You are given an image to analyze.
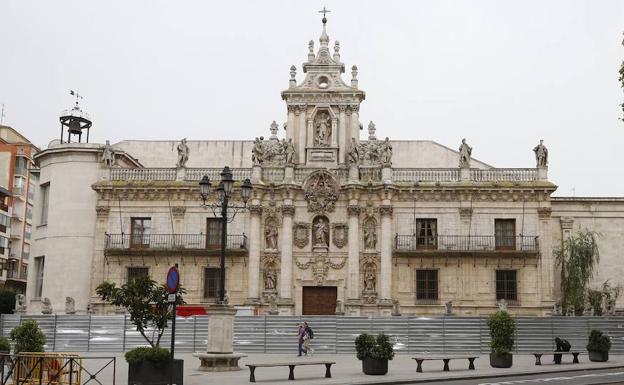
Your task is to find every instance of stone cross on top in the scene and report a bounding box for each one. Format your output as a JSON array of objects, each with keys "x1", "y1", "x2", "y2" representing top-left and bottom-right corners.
[{"x1": 319, "y1": 6, "x2": 330, "y2": 23}]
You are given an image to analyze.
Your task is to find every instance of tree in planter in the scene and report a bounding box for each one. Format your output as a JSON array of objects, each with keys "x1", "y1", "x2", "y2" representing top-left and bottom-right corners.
[
  {"x1": 97, "y1": 276, "x2": 186, "y2": 385},
  {"x1": 554, "y1": 230, "x2": 600, "y2": 316},
  {"x1": 96, "y1": 276, "x2": 185, "y2": 348},
  {"x1": 10, "y1": 319, "x2": 46, "y2": 353},
  {"x1": 355, "y1": 333, "x2": 395, "y2": 375},
  {"x1": 487, "y1": 310, "x2": 515, "y2": 368},
  {"x1": 587, "y1": 329, "x2": 611, "y2": 362},
  {"x1": 587, "y1": 289, "x2": 604, "y2": 316}
]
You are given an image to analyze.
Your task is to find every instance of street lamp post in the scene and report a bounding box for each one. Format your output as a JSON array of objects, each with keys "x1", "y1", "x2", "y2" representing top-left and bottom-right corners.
[
  {"x1": 195, "y1": 166, "x2": 251, "y2": 372},
  {"x1": 199, "y1": 166, "x2": 252, "y2": 304}
]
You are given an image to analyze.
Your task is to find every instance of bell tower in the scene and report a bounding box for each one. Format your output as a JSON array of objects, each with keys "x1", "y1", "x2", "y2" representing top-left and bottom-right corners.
[{"x1": 281, "y1": 10, "x2": 365, "y2": 166}]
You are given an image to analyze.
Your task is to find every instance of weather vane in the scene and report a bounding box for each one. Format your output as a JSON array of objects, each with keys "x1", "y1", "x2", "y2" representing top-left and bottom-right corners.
[
  {"x1": 70, "y1": 89, "x2": 84, "y2": 106},
  {"x1": 0, "y1": 104, "x2": 5, "y2": 125},
  {"x1": 319, "y1": 6, "x2": 330, "y2": 24}
]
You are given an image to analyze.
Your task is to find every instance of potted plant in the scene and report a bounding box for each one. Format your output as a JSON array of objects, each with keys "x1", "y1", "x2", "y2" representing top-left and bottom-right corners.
[
  {"x1": 0, "y1": 336, "x2": 11, "y2": 354},
  {"x1": 586, "y1": 329, "x2": 611, "y2": 362},
  {"x1": 355, "y1": 333, "x2": 395, "y2": 375},
  {"x1": 487, "y1": 310, "x2": 515, "y2": 368},
  {"x1": 97, "y1": 276, "x2": 185, "y2": 385}
]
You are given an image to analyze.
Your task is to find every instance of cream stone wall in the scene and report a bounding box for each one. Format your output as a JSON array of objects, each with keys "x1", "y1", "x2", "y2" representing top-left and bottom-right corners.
[{"x1": 551, "y1": 198, "x2": 624, "y2": 308}]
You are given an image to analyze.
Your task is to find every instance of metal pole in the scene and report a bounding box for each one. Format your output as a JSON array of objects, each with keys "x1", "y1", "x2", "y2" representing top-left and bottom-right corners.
[
  {"x1": 220, "y1": 195, "x2": 228, "y2": 303},
  {"x1": 170, "y1": 300, "x2": 177, "y2": 385}
]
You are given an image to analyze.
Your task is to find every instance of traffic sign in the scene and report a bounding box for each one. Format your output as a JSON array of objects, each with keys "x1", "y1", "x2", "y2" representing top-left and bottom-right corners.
[
  {"x1": 168, "y1": 294, "x2": 177, "y2": 303},
  {"x1": 166, "y1": 266, "x2": 180, "y2": 294}
]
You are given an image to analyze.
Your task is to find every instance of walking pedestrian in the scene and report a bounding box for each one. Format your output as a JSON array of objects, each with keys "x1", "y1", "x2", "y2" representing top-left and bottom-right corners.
[
  {"x1": 303, "y1": 321, "x2": 314, "y2": 356},
  {"x1": 297, "y1": 323, "x2": 305, "y2": 356}
]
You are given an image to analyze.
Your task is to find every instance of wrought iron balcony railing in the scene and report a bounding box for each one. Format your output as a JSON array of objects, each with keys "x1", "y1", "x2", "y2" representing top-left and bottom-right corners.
[
  {"x1": 394, "y1": 235, "x2": 539, "y2": 253},
  {"x1": 104, "y1": 233, "x2": 247, "y2": 251}
]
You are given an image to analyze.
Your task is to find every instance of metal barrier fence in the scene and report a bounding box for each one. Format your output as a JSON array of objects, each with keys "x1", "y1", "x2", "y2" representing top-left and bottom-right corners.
[{"x1": 2, "y1": 315, "x2": 624, "y2": 354}]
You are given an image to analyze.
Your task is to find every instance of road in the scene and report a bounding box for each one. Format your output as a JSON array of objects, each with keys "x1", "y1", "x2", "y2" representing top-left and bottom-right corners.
[{"x1": 413, "y1": 368, "x2": 624, "y2": 385}]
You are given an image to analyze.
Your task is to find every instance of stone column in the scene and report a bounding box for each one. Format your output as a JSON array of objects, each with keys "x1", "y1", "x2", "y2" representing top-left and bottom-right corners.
[
  {"x1": 350, "y1": 105, "x2": 360, "y2": 142},
  {"x1": 297, "y1": 106, "x2": 307, "y2": 164},
  {"x1": 246, "y1": 205, "x2": 262, "y2": 303},
  {"x1": 90, "y1": 206, "x2": 110, "y2": 297},
  {"x1": 537, "y1": 207, "x2": 554, "y2": 308},
  {"x1": 379, "y1": 205, "x2": 393, "y2": 305},
  {"x1": 339, "y1": 105, "x2": 347, "y2": 163},
  {"x1": 286, "y1": 105, "x2": 295, "y2": 141},
  {"x1": 279, "y1": 204, "x2": 295, "y2": 309},
  {"x1": 194, "y1": 304, "x2": 247, "y2": 371},
  {"x1": 347, "y1": 204, "x2": 361, "y2": 300}
]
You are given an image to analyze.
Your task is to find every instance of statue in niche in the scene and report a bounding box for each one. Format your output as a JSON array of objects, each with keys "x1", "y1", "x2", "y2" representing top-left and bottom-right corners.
[
  {"x1": 347, "y1": 138, "x2": 359, "y2": 165},
  {"x1": 314, "y1": 112, "x2": 332, "y2": 146},
  {"x1": 312, "y1": 217, "x2": 329, "y2": 247},
  {"x1": 363, "y1": 269, "x2": 376, "y2": 292},
  {"x1": 363, "y1": 220, "x2": 377, "y2": 250},
  {"x1": 41, "y1": 297, "x2": 53, "y2": 314},
  {"x1": 284, "y1": 138, "x2": 296, "y2": 165},
  {"x1": 458, "y1": 138, "x2": 472, "y2": 168},
  {"x1": 381, "y1": 137, "x2": 392, "y2": 167},
  {"x1": 264, "y1": 268, "x2": 277, "y2": 291},
  {"x1": 265, "y1": 221, "x2": 279, "y2": 250},
  {"x1": 101, "y1": 140, "x2": 115, "y2": 167},
  {"x1": 533, "y1": 139, "x2": 548, "y2": 167},
  {"x1": 65, "y1": 297, "x2": 76, "y2": 314},
  {"x1": 177, "y1": 138, "x2": 189, "y2": 167}
]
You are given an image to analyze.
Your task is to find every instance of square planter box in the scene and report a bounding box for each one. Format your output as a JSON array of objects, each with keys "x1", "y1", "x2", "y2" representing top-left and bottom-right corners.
[{"x1": 128, "y1": 359, "x2": 184, "y2": 385}]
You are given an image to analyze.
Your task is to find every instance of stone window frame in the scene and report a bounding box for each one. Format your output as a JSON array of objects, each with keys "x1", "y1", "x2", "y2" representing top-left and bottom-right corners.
[
  {"x1": 495, "y1": 269, "x2": 518, "y2": 304},
  {"x1": 126, "y1": 266, "x2": 149, "y2": 284},
  {"x1": 203, "y1": 267, "x2": 222, "y2": 302},
  {"x1": 415, "y1": 268, "x2": 439, "y2": 304}
]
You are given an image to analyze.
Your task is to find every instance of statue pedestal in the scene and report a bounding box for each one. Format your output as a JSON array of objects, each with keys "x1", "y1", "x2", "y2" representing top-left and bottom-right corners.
[
  {"x1": 194, "y1": 304, "x2": 247, "y2": 371},
  {"x1": 460, "y1": 167, "x2": 470, "y2": 182},
  {"x1": 306, "y1": 147, "x2": 338, "y2": 166},
  {"x1": 176, "y1": 166, "x2": 186, "y2": 181},
  {"x1": 348, "y1": 165, "x2": 359, "y2": 183},
  {"x1": 284, "y1": 165, "x2": 294, "y2": 183},
  {"x1": 381, "y1": 167, "x2": 392, "y2": 184},
  {"x1": 251, "y1": 165, "x2": 262, "y2": 184},
  {"x1": 538, "y1": 166, "x2": 548, "y2": 181}
]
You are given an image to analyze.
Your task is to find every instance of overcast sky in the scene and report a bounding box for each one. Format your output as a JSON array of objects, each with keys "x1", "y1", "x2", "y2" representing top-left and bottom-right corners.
[{"x1": 1, "y1": 1, "x2": 623, "y2": 196}]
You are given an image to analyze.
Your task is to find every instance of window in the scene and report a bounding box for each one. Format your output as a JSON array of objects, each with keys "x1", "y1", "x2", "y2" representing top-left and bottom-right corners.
[
  {"x1": 206, "y1": 218, "x2": 222, "y2": 249},
  {"x1": 26, "y1": 205, "x2": 33, "y2": 221},
  {"x1": 130, "y1": 217, "x2": 151, "y2": 248},
  {"x1": 27, "y1": 181, "x2": 35, "y2": 201},
  {"x1": 0, "y1": 214, "x2": 9, "y2": 233},
  {"x1": 20, "y1": 264, "x2": 27, "y2": 280},
  {"x1": 204, "y1": 268, "x2": 221, "y2": 299},
  {"x1": 22, "y1": 244, "x2": 30, "y2": 260},
  {"x1": 0, "y1": 193, "x2": 8, "y2": 212},
  {"x1": 495, "y1": 219, "x2": 516, "y2": 250},
  {"x1": 416, "y1": 269, "x2": 438, "y2": 302},
  {"x1": 0, "y1": 236, "x2": 7, "y2": 254},
  {"x1": 416, "y1": 219, "x2": 437, "y2": 249},
  {"x1": 40, "y1": 184, "x2": 50, "y2": 224},
  {"x1": 13, "y1": 176, "x2": 25, "y2": 196},
  {"x1": 34, "y1": 256, "x2": 44, "y2": 299},
  {"x1": 14, "y1": 157, "x2": 28, "y2": 176},
  {"x1": 24, "y1": 224, "x2": 31, "y2": 240},
  {"x1": 496, "y1": 270, "x2": 518, "y2": 302},
  {"x1": 127, "y1": 267, "x2": 149, "y2": 283}
]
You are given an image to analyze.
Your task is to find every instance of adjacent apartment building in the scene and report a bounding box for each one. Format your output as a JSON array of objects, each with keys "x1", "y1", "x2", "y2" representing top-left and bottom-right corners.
[{"x1": 0, "y1": 125, "x2": 39, "y2": 293}]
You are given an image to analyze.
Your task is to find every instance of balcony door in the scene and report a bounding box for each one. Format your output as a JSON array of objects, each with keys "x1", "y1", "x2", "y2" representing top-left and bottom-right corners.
[
  {"x1": 416, "y1": 219, "x2": 437, "y2": 249},
  {"x1": 206, "y1": 218, "x2": 222, "y2": 249},
  {"x1": 130, "y1": 217, "x2": 151, "y2": 248},
  {"x1": 495, "y1": 219, "x2": 516, "y2": 250}
]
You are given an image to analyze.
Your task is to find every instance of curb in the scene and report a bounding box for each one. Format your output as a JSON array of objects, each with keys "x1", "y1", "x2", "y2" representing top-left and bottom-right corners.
[{"x1": 348, "y1": 364, "x2": 624, "y2": 385}]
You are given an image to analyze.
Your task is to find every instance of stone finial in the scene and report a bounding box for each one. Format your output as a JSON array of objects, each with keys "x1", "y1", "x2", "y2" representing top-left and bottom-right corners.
[
  {"x1": 351, "y1": 65, "x2": 358, "y2": 88},
  {"x1": 269, "y1": 121, "x2": 279, "y2": 140},
  {"x1": 308, "y1": 40, "x2": 315, "y2": 61},
  {"x1": 289, "y1": 65, "x2": 297, "y2": 87},
  {"x1": 368, "y1": 121, "x2": 377, "y2": 140},
  {"x1": 333, "y1": 41, "x2": 340, "y2": 61}
]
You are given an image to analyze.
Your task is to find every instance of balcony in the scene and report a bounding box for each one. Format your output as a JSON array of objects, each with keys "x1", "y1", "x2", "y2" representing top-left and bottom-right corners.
[
  {"x1": 104, "y1": 233, "x2": 248, "y2": 257},
  {"x1": 6, "y1": 269, "x2": 26, "y2": 282},
  {"x1": 394, "y1": 235, "x2": 539, "y2": 255}
]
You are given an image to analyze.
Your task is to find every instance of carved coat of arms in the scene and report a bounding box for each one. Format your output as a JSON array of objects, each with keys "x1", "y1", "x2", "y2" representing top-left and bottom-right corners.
[
  {"x1": 303, "y1": 171, "x2": 338, "y2": 213},
  {"x1": 293, "y1": 223, "x2": 310, "y2": 249},
  {"x1": 331, "y1": 223, "x2": 348, "y2": 248}
]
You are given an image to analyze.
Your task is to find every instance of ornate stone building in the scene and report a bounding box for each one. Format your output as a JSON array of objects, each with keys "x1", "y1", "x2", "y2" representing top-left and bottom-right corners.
[{"x1": 24, "y1": 17, "x2": 624, "y2": 316}]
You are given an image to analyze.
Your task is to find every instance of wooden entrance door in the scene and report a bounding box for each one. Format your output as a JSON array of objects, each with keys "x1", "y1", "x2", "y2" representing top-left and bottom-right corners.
[{"x1": 302, "y1": 286, "x2": 337, "y2": 315}]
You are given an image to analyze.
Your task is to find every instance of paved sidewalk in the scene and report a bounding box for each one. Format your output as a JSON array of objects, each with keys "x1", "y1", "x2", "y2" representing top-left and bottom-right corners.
[{"x1": 78, "y1": 352, "x2": 624, "y2": 385}]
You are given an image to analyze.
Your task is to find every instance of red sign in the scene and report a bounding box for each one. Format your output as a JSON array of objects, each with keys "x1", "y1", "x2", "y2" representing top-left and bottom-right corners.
[{"x1": 166, "y1": 266, "x2": 180, "y2": 294}]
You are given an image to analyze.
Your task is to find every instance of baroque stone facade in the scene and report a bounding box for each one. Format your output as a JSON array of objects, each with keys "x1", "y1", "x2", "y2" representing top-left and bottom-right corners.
[{"x1": 23, "y1": 17, "x2": 624, "y2": 317}]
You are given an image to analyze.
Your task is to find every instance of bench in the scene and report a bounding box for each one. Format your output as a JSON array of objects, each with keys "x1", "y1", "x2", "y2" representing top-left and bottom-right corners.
[
  {"x1": 245, "y1": 361, "x2": 335, "y2": 382},
  {"x1": 412, "y1": 355, "x2": 479, "y2": 372},
  {"x1": 531, "y1": 351, "x2": 581, "y2": 365}
]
